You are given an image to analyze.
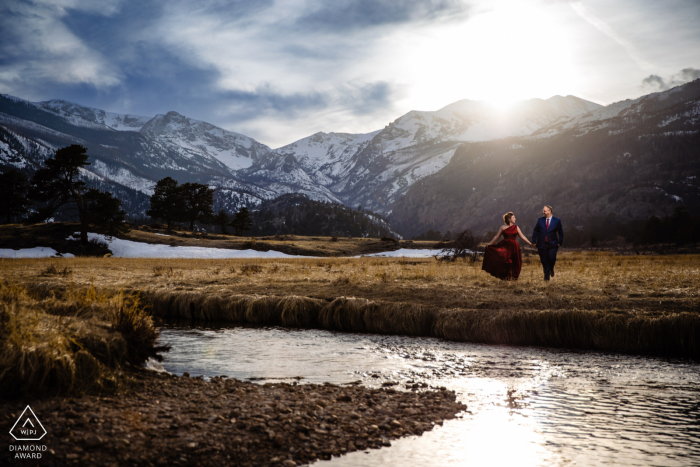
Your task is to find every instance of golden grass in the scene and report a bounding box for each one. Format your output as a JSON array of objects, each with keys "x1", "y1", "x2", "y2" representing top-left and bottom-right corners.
[
  {"x1": 0, "y1": 281, "x2": 164, "y2": 398},
  {"x1": 1, "y1": 251, "x2": 699, "y2": 358}
]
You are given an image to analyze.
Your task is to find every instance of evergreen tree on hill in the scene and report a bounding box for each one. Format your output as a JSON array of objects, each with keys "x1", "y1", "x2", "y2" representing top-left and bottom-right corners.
[
  {"x1": 84, "y1": 188, "x2": 130, "y2": 237},
  {"x1": 28, "y1": 144, "x2": 91, "y2": 244},
  {"x1": 0, "y1": 169, "x2": 30, "y2": 224},
  {"x1": 213, "y1": 209, "x2": 229, "y2": 234},
  {"x1": 231, "y1": 207, "x2": 253, "y2": 236},
  {"x1": 181, "y1": 182, "x2": 214, "y2": 230},
  {"x1": 147, "y1": 177, "x2": 183, "y2": 230}
]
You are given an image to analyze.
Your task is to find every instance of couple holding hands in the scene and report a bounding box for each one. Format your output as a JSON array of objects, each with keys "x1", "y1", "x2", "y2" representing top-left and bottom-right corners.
[{"x1": 482, "y1": 205, "x2": 563, "y2": 281}]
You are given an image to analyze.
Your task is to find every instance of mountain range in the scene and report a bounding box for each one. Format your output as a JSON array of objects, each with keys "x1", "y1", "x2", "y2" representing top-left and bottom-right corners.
[{"x1": 1, "y1": 80, "x2": 698, "y2": 236}]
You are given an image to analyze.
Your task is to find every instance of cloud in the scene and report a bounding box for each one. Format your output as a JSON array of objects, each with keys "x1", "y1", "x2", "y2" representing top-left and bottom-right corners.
[
  {"x1": 0, "y1": 0, "x2": 123, "y2": 92},
  {"x1": 0, "y1": 0, "x2": 420, "y2": 145},
  {"x1": 570, "y1": 1, "x2": 653, "y2": 70},
  {"x1": 642, "y1": 68, "x2": 700, "y2": 91},
  {"x1": 297, "y1": 0, "x2": 470, "y2": 31}
]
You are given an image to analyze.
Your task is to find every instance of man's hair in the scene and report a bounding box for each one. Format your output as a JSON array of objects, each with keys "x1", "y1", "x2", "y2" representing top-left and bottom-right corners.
[{"x1": 544, "y1": 205, "x2": 553, "y2": 213}]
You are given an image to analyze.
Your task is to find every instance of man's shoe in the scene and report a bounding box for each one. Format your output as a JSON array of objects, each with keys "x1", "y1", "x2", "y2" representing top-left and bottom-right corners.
[
  {"x1": 550, "y1": 269, "x2": 555, "y2": 277},
  {"x1": 544, "y1": 275, "x2": 550, "y2": 281}
]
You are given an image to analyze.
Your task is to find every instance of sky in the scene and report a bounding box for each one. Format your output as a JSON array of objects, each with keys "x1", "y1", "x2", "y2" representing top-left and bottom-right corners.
[{"x1": 1, "y1": 0, "x2": 699, "y2": 148}]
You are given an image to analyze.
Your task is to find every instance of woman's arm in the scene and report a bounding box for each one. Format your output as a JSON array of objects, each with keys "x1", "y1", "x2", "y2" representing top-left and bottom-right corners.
[
  {"x1": 488, "y1": 226, "x2": 504, "y2": 246},
  {"x1": 517, "y1": 226, "x2": 534, "y2": 247}
]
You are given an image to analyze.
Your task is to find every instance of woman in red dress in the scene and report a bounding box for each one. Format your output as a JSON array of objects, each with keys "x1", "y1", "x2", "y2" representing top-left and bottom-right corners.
[{"x1": 482, "y1": 212, "x2": 534, "y2": 280}]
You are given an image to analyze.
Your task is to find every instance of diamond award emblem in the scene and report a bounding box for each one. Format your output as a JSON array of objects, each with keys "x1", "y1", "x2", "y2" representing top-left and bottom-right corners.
[{"x1": 9, "y1": 406, "x2": 47, "y2": 441}]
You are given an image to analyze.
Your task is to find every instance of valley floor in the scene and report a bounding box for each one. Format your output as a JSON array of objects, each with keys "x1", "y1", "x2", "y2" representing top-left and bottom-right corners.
[
  {"x1": 3, "y1": 252, "x2": 699, "y2": 358},
  {"x1": 1, "y1": 251, "x2": 698, "y2": 465}
]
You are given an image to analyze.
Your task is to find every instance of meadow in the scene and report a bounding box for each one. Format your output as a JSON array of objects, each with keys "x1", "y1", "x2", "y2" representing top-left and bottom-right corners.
[{"x1": 1, "y1": 250, "x2": 698, "y2": 395}]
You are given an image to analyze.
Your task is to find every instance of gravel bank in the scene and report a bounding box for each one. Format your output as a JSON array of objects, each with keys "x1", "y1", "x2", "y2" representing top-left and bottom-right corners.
[{"x1": 2, "y1": 370, "x2": 466, "y2": 466}]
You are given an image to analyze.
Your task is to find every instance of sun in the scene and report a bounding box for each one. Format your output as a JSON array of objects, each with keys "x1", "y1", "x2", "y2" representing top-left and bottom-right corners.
[{"x1": 388, "y1": 1, "x2": 578, "y2": 111}]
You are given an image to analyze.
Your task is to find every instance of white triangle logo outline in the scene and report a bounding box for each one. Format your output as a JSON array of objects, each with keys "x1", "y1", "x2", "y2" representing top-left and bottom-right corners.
[{"x1": 9, "y1": 405, "x2": 47, "y2": 441}]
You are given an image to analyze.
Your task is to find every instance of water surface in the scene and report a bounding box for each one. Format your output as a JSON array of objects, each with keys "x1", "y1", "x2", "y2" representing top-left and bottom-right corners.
[{"x1": 159, "y1": 324, "x2": 700, "y2": 467}]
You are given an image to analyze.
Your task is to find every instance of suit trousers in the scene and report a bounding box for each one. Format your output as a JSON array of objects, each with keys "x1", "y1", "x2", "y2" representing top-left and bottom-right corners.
[{"x1": 538, "y1": 244, "x2": 558, "y2": 280}]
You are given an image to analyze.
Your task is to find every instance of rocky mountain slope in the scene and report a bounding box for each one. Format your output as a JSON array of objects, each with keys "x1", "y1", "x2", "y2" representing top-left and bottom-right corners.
[
  {"x1": 266, "y1": 96, "x2": 602, "y2": 213},
  {"x1": 0, "y1": 93, "x2": 602, "y2": 218},
  {"x1": 2, "y1": 81, "x2": 699, "y2": 237},
  {"x1": 389, "y1": 80, "x2": 700, "y2": 236}
]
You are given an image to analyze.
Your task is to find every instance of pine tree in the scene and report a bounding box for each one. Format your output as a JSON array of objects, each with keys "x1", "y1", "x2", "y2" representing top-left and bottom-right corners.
[
  {"x1": 28, "y1": 144, "x2": 91, "y2": 244},
  {"x1": 84, "y1": 189, "x2": 130, "y2": 237},
  {"x1": 231, "y1": 207, "x2": 253, "y2": 236},
  {"x1": 147, "y1": 177, "x2": 183, "y2": 230},
  {"x1": 213, "y1": 209, "x2": 229, "y2": 234},
  {"x1": 0, "y1": 170, "x2": 30, "y2": 223},
  {"x1": 180, "y1": 182, "x2": 214, "y2": 230}
]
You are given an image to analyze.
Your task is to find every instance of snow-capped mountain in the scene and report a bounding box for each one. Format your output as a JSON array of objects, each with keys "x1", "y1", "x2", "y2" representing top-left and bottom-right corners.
[
  {"x1": 35, "y1": 99, "x2": 151, "y2": 131},
  {"x1": 4, "y1": 81, "x2": 697, "y2": 235},
  {"x1": 0, "y1": 94, "x2": 284, "y2": 205},
  {"x1": 139, "y1": 111, "x2": 270, "y2": 171},
  {"x1": 389, "y1": 79, "x2": 700, "y2": 236},
  {"x1": 3, "y1": 92, "x2": 602, "y2": 217},
  {"x1": 30, "y1": 98, "x2": 270, "y2": 171},
  {"x1": 262, "y1": 95, "x2": 603, "y2": 213},
  {"x1": 533, "y1": 84, "x2": 700, "y2": 138}
]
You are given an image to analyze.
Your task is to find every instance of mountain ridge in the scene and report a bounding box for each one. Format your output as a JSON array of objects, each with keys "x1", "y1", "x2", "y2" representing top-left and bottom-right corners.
[{"x1": 3, "y1": 84, "x2": 698, "y2": 238}]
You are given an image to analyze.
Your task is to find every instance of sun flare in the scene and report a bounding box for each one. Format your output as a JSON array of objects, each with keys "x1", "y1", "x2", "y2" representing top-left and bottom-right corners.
[{"x1": 392, "y1": 2, "x2": 577, "y2": 111}]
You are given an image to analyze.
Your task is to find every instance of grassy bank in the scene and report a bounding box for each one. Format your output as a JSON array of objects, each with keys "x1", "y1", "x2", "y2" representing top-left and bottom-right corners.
[
  {"x1": 0, "y1": 282, "x2": 166, "y2": 398},
  {"x1": 2, "y1": 252, "x2": 698, "y2": 358}
]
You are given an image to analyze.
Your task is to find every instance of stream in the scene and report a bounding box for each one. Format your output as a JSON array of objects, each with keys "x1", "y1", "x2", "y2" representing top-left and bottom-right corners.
[{"x1": 158, "y1": 323, "x2": 700, "y2": 467}]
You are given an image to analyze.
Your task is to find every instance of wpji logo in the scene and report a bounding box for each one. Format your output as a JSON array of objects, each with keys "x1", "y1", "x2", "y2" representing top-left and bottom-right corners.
[{"x1": 9, "y1": 406, "x2": 47, "y2": 441}]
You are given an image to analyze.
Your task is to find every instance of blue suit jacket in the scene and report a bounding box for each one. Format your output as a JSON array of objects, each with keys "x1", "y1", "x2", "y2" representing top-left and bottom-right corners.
[{"x1": 532, "y1": 216, "x2": 563, "y2": 249}]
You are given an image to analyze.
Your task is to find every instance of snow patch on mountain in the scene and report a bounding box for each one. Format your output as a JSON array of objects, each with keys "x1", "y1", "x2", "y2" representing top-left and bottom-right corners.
[
  {"x1": 0, "y1": 126, "x2": 54, "y2": 169},
  {"x1": 89, "y1": 160, "x2": 156, "y2": 195},
  {"x1": 36, "y1": 100, "x2": 151, "y2": 131},
  {"x1": 140, "y1": 111, "x2": 270, "y2": 171},
  {"x1": 273, "y1": 131, "x2": 378, "y2": 179},
  {"x1": 0, "y1": 113, "x2": 83, "y2": 147}
]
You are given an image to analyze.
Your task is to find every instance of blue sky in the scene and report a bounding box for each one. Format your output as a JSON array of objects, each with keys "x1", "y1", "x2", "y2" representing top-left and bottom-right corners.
[{"x1": 1, "y1": 0, "x2": 699, "y2": 147}]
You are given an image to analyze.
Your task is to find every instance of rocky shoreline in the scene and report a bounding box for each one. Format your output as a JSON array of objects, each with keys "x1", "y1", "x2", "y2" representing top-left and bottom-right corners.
[{"x1": 2, "y1": 370, "x2": 466, "y2": 466}]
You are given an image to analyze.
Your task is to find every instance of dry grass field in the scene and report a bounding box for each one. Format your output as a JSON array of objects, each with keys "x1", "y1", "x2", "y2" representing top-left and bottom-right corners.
[{"x1": 1, "y1": 252, "x2": 699, "y2": 371}]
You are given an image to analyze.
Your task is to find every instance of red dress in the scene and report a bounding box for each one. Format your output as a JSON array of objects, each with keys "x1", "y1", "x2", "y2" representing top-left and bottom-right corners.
[{"x1": 482, "y1": 225, "x2": 522, "y2": 280}]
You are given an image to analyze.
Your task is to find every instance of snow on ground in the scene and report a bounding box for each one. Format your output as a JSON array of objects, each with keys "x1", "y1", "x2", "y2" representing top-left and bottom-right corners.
[
  {"x1": 71, "y1": 233, "x2": 301, "y2": 259},
  {"x1": 362, "y1": 249, "x2": 442, "y2": 258},
  {"x1": 0, "y1": 247, "x2": 75, "y2": 258},
  {"x1": 1, "y1": 236, "x2": 443, "y2": 260}
]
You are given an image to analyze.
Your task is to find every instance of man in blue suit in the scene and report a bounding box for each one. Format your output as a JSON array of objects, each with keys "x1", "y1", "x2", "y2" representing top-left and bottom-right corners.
[{"x1": 532, "y1": 205, "x2": 563, "y2": 281}]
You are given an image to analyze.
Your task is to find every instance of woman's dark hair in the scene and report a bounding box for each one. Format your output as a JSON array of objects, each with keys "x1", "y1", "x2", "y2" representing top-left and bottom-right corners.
[{"x1": 503, "y1": 212, "x2": 514, "y2": 225}]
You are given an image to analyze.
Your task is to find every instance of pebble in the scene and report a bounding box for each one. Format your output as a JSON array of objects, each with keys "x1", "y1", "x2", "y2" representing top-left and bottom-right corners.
[{"x1": 0, "y1": 371, "x2": 466, "y2": 466}]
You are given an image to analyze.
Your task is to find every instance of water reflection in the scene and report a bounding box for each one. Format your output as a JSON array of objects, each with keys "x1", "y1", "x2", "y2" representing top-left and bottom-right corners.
[{"x1": 158, "y1": 323, "x2": 700, "y2": 466}]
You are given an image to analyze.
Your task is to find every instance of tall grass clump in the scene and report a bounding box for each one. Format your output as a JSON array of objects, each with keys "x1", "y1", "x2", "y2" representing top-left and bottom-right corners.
[
  {"x1": 0, "y1": 282, "x2": 167, "y2": 398},
  {"x1": 432, "y1": 308, "x2": 700, "y2": 358}
]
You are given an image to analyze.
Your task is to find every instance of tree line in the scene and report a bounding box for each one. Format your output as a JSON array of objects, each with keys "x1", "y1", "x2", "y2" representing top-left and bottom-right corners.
[
  {"x1": 1, "y1": 144, "x2": 256, "y2": 243},
  {"x1": 248, "y1": 193, "x2": 396, "y2": 238},
  {"x1": 146, "y1": 177, "x2": 252, "y2": 235},
  {"x1": 1, "y1": 144, "x2": 128, "y2": 245}
]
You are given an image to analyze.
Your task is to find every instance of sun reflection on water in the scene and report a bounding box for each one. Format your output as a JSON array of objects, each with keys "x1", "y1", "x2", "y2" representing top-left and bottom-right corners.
[{"x1": 160, "y1": 325, "x2": 700, "y2": 467}]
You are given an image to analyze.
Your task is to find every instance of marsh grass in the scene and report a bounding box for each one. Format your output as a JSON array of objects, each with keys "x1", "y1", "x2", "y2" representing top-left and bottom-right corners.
[
  {"x1": 2, "y1": 251, "x2": 699, "y2": 358},
  {"x1": 41, "y1": 264, "x2": 72, "y2": 277},
  {"x1": 0, "y1": 281, "x2": 166, "y2": 398}
]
